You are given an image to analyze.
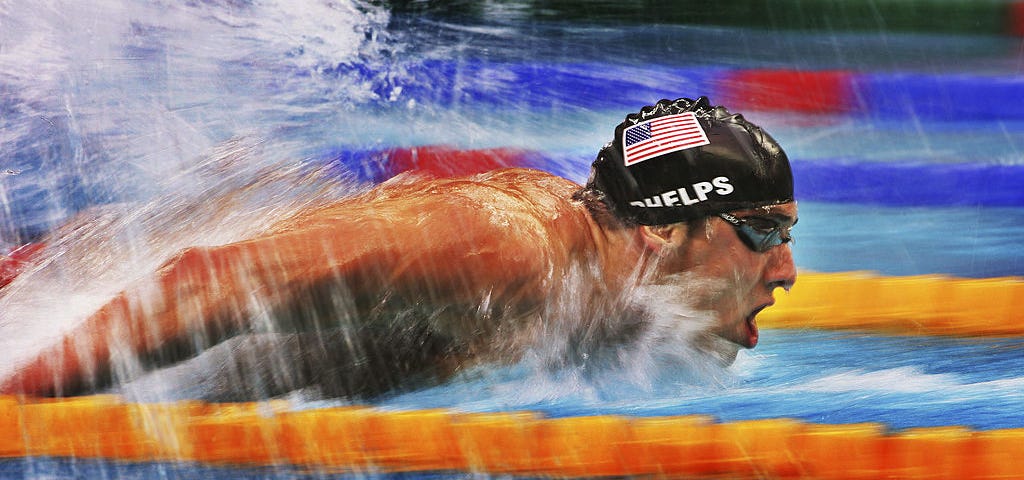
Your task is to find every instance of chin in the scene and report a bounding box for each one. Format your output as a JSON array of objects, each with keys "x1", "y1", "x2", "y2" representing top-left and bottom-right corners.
[
  {"x1": 718, "y1": 342, "x2": 740, "y2": 365},
  {"x1": 696, "y1": 332, "x2": 742, "y2": 366}
]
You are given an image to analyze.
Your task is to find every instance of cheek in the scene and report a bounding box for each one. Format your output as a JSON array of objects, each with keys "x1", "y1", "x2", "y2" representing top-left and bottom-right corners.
[
  {"x1": 660, "y1": 229, "x2": 765, "y2": 309},
  {"x1": 702, "y1": 257, "x2": 765, "y2": 313},
  {"x1": 735, "y1": 260, "x2": 765, "y2": 294}
]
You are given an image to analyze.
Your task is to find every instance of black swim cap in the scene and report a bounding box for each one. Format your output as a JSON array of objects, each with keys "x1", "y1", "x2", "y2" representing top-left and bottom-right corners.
[{"x1": 585, "y1": 97, "x2": 793, "y2": 225}]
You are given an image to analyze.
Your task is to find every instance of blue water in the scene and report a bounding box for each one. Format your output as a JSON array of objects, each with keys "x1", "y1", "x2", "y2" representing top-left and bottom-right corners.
[
  {"x1": 2, "y1": 4, "x2": 1024, "y2": 477},
  {"x1": 793, "y1": 202, "x2": 1024, "y2": 278},
  {"x1": 376, "y1": 329, "x2": 1024, "y2": 431}
]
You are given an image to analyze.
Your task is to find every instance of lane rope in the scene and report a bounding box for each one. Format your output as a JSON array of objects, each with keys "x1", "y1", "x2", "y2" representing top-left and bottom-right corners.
[
  {"x1": 760, "y1": 271, "x2": 1024, "y2": 337},
  {"x1": 1, "y1": 395, "x2": 1022, "y2": 478}
]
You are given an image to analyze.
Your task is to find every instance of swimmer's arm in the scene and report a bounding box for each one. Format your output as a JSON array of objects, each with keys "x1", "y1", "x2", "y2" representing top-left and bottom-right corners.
[{"x1": 0, "y1": 196, "x2": 553, "y2": 396}]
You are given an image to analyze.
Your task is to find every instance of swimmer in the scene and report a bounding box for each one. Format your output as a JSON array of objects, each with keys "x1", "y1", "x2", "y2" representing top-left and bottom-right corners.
[{"x1": 0, "y1": 97, "x2": 797, "y2": 401}]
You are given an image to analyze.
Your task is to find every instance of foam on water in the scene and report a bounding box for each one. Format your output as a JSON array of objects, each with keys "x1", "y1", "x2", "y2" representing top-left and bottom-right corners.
[{"x1": 795, "y1": 366, "x2": 962, "y2": 394}]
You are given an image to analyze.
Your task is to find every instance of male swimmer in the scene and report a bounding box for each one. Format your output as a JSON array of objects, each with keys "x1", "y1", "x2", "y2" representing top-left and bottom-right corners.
[{"x1": 0, "y1": 97, "x2": 797, "y2": 401}]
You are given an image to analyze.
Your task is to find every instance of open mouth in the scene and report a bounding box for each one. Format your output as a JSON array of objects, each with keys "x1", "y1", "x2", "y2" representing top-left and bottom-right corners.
[{"x1": 744, "y1": 304, "x2": 771, "y2": 348}]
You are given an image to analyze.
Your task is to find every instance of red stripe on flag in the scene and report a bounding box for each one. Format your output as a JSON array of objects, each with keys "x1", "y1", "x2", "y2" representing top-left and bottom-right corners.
[
  {"x1": 626, "y1": 136, "x2": 709, "y2": 165},
  {"x1": 650, "y1": 120, "x2": 700, "y2": 134},
  {"x1": 650, "y1": 125, "x2": 701, "y2": 136},
  {"x1": 625, "y1": 124, "x2": 703, "y2": 151},
  {"x1": 626, "y1": 132, "x2": 706, "y2": 158},
  {"x1": 652, "y1": 116, "x2": 696, "y2": 127}
]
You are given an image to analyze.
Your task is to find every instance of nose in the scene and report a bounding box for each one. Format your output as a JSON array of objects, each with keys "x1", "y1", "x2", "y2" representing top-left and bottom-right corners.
[{"x1": 765, "y1": 243, "x2": 797, "y2": 292}]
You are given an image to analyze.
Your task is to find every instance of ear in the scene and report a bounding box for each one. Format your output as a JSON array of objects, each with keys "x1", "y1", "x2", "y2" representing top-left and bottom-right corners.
[{"x1": 639, "y1": 224, "x2": 686, "y2": 253}]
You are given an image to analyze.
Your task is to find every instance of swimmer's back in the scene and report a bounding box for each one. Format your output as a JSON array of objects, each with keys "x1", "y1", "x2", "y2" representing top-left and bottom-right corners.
[{"x1": 272, "y1": 168, "x2": 584, "y2": 233}]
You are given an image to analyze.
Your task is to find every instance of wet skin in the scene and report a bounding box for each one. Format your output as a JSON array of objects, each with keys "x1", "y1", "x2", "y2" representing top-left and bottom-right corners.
[
  {"x1": 0, "y1": 168, "x2": 796, "y2": 399},
  {"x1": 0, "y1": 169, "x2": 587, "y2": 398}
]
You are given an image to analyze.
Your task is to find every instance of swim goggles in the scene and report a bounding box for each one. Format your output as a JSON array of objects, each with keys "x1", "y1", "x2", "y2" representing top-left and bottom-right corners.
[{"x1": 718, "y1": 212, "x2": 795, "y2": 253}]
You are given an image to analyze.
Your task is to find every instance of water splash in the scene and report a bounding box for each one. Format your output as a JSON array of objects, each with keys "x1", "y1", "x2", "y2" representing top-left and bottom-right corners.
[
  {"x1": 365, "y1": 269, "x2": 741, "y2": 413},
  {"x1": 0, "y1": 0, "x2": 396, "y2": 243},
  {"x1": 0, "y1": 137, "x2": 360, "y2": 385},
  {"x1": 93, "y1": 232, "x2": 742, "y2": 404}
]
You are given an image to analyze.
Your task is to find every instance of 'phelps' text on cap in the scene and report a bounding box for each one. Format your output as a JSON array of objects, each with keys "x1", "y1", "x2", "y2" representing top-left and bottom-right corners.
[{"x1": 629, "y1": 176, "x2": 733, "y2": 208}]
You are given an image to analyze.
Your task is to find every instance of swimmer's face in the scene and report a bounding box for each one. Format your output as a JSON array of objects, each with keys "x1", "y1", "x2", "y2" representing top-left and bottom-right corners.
[{"x1": 641, "y1": 202, "x2": 798, "y2": 361}]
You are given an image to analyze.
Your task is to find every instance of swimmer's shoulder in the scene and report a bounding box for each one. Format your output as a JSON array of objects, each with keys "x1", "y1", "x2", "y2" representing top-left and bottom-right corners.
[
  {"x1": 471, "y1": 168, "x2": 594, "y2": 240},
  {"x1": 376, "y1": 167, "x2": 581, "y2": 210},
  {"x1": 472, "y1": 167, "x2": 582, "y2": 199}
]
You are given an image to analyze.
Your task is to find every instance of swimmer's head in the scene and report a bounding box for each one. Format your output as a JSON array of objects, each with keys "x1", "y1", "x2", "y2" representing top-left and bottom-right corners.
[{"x1": 582, "y1": 97, "x2": 793, "y2": 226}]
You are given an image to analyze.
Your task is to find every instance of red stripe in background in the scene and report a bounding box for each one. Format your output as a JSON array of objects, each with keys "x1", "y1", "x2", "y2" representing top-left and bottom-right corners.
[
  {"x1": 1010, "y1": 1, "x2": 1024, "y2": 36},
  {"x1": 385, "y1": 145, "x2": 533, "y2": 179},
  {"x1": 717, "y1": 69, "x2": 854, "y2": 114},
  {"x1": 0, "y1": 243, "x2": 45, "y2": 289}
]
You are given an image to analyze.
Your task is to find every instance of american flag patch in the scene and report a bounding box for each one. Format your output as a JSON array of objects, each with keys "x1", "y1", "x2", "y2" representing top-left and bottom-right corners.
[{"x1": 622, "y1": 112, "x2": 710, "y2": 166}]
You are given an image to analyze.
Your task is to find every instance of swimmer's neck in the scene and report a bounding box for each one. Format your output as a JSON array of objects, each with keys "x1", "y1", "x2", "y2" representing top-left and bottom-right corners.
[{"x1": 582, "y1": 213, "x2": 651, "y2": 292}]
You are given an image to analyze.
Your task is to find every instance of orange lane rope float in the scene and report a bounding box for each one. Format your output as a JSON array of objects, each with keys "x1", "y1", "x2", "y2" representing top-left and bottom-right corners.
[
  {"x1": 759, "y1": 271, "x2": 1024, "y2": 337},
  {"x1": 2, "y1": 395, "x2": 1023, "y2": 478},
  {"x1": 3, "y1": 272, "x2": 1023, "y2": 477}
]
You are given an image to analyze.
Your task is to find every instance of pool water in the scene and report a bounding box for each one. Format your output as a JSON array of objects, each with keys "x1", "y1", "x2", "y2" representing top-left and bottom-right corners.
[{"x1": 375, "y1": 329, "x2": 1024, "y2": 431}]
